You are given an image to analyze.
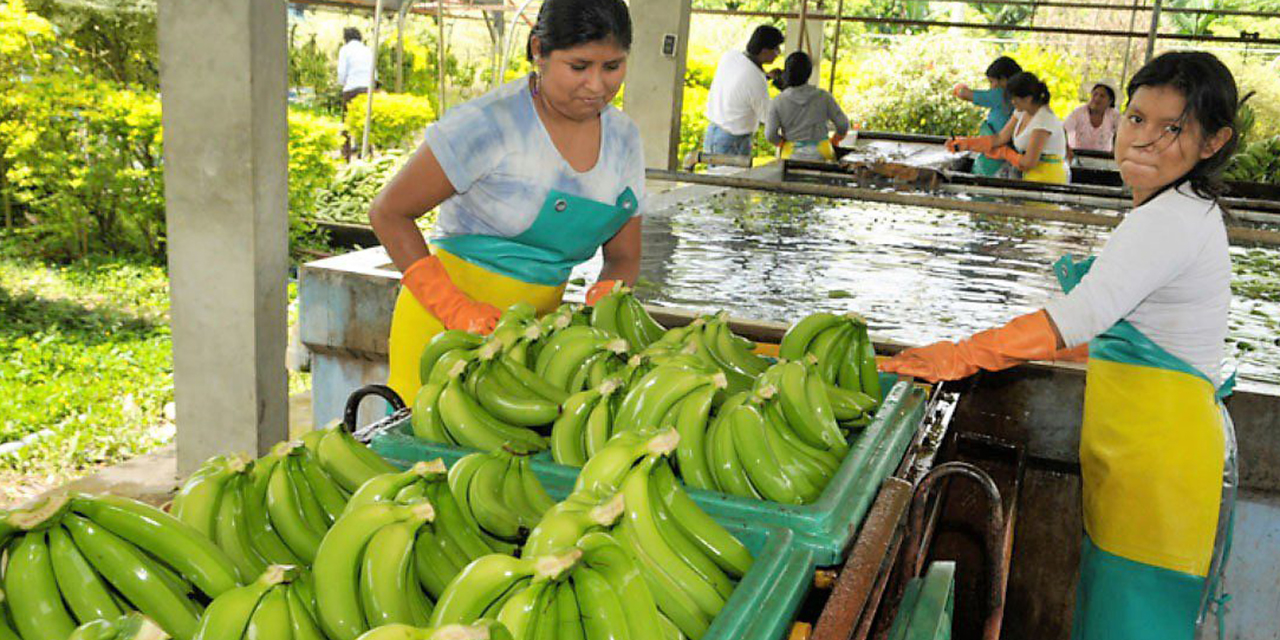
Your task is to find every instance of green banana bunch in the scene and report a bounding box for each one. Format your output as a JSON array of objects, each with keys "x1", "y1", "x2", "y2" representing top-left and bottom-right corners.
[
  {"x1": 428, "y1": 550, "x2": 580, "y2": 628},
  {"x1": 434, "y1": 364, "x2": 549, "y2": 454},
  {"x1": 68, "y1": 612, "x2": 168, "y2": 640},
  {"x1": 780, "y1": 312, "x2": 881, "y2": 418},
  {"x1": 447, "y1": 451, "x2": 553, "y2": 544},
  {"x1": 171, "y1": 454, "x2": 250, "y2": 541},
  {"x1": 344, "y1": 460, "x2": 449, "y2": 516},
  {"x1": 353, "y1": 620, "x2": 514, "y2": 640},
  {"x1": 314, "y1": 500, "x2": 438, "y2": 640},
  {"x1": 550, "y1": 377, "x2": 624, "y2": 467},
  {"x1": 572, "y1": 428, "x2": 679, "y2": 498},
  {"x1": 420, "y1": 331, "x2": 486, "y2": 386},
  {"x1": 589, "y1": 286, "x2": 666, "y2": 351},
  {"x1": 314, "y1": 422, "x2": 400, "y2": 493},
  {"x1": 533, "y1": 326, "x2": 629, "y2": 394},
  {"x1": 523, "y1": 492, "x2": 625, "y2": 557},
  {"x1": 612, "y1": 365, "x2": 727, "y2": 434},
  {"x1": 191, "y1": 564, "x2": 327, "y2": 640}
]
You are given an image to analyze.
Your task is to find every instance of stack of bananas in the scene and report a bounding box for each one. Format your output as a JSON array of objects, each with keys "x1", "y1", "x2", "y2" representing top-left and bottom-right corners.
[
  {"x1": 447, "y1": 450, "x2": 556, "y2": 548},
  {"x1": 69, "y1": 612, "x2": 168, "y2": 640},
  {"x1": 173, "y1": 423, "x2": 396, "y2": 578},
  {"x1": 778, "y1": 312, "x2": 881, "y2": 407},
  {"x1": 190, "y1": 565, "x2": 324, "y2": 640},
  {"x1": 413, "y1": 303, "x2": 630, "y2": 453},
  {"x1": 0, "y1": 492, "x2": 241, "y2": 640},
  {"x1": 424, "y1": 429, "x2": 749, "y2": 640},
  {"x1": 630, "y1": 313, "x2": 770, "y2": 397},
  {"x1": 588, "y1": 284, "x2": 667, "y2": 351}
]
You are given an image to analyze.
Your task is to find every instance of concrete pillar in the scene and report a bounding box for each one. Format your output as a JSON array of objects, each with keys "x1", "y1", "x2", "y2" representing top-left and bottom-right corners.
[
  {"x1": 785, "y1": 17, "x2": 826, "y2": 85},
  {"x1": 623, "y1": 0, "x2": 692, "y2": 170},
  {"x1": 158, "y1": 0, "x2": 290, "y2": 475}
]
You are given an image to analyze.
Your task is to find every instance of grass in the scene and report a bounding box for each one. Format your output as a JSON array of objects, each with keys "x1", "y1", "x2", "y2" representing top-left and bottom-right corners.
[
  {"x1": 0, "y1": 245, "x2": 312, "y2": 506},
  {"x1": 0, "y1": 251, "x2": 174, "y2": 505}
]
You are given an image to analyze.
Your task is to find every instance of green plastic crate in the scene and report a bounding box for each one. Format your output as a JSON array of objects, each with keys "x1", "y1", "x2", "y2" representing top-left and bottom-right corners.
[
  {"x1": 369, "y1": 373, "x2": 929, "y2": 565},
  {"x1": 886, "y1": 561, "x2": 955, "y2": 640}
]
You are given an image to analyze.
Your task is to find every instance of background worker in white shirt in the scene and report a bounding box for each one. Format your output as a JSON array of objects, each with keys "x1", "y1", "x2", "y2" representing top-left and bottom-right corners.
[
  {"x1": 703, "y1": 25, "x2": 784, "y2": 157},
  {"x1": 337, "y1": 27, "x2": 375, "y2": 108}
]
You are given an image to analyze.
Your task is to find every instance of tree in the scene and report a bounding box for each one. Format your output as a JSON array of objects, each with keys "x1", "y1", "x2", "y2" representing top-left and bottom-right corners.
[
  {"x1": 1, "y1": 0, "x2": 59, "y2": 229},
  {"x1": 26, "y1": 0, "x2": 158, "y2": 90}
]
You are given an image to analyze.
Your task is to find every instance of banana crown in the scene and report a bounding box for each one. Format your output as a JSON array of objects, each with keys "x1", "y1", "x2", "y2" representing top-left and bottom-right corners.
[
  {"x1": 7, "y1": 492, "x2": 71, "y2": 530},
  {"x1": 531, "y1": 548, "x2": 583, "y2": 581}
]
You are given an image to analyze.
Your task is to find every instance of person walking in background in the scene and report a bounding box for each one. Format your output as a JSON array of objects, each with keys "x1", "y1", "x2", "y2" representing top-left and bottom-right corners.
[
  {"x1": 950, "y1": 56, "x2": 1023, "y2": 177},
  {"x1": 764, "y1": 51, "x2": 849, "y2": 161},
  {"x1": 703, "y1": 25, "x2": 785, "y2": 157},
  {"x1": 338, "y1": 27, "x2": 374, "y2": 108},
  {"x1": 1065, "y1": 80, "x2": 1121, "y2": 154}
]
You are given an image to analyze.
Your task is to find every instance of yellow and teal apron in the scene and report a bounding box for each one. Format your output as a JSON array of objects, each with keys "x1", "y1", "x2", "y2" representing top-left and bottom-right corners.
[
  {"x1": 386, "y1": 187, "x2": 638, "y2": 401},
  {"x1": 1055, "y1": 255, "x2": 1237, "y2": 640},
  {"x1": 973, "y1": 121, "x2": 1008, "y2": 178},
  {"x1": 780, "y1": 139, "x2": 835, "y2": 162}
]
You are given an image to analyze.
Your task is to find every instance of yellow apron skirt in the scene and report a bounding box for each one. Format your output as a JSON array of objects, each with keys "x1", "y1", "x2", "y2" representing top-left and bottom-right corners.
[
  {"x1": 1021, "y1": 153, "x2": 1069, "y2": 184},
  {"x1": 780, "y1": 139, "x2": 835, "y2": 162}
]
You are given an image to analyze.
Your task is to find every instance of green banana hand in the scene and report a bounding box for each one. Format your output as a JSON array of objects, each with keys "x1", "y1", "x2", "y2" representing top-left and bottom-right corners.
[
  {"x1": 573, "y1": 429, "x2": 679, "y2": 498},
  {"x1": 243, "y1": 585, "x2": 291, "y2": 640},
  {"x1": 48, "y1": 524, "x2": 125, "y2": 623},
  {"x1": 5, "y1": 532, "x2": 78, "y2": 640},
  {"x1": 172, "y1": 454, "x2": 247, "y2": 540},
  {"x1": 345, "y1": 460, "x2": 447, "y2": 515},
  {"x1": 438, "y1": 377, "x2": 548, "y2": 454},
  {"x1": 650, "y1": 464, "x2": 753, "y2": 579},
  {"x1": 420, "y1": 330, "x2": 486, "y2": 385},
  {"x1": 361, "y1": 519, "x2": 430, "y2": 629}
]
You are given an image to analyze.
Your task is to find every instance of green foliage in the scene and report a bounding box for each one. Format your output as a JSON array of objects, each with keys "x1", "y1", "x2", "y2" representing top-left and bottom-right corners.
[
  {"x1": 0, "y1": 250, "x2": 173, "y2": 491},
  {"x1": 26, "y1": 0, "x2": 158, "y2": 90},
  {"x1": 1166, "y1": 0, "x2": 1228, "y2": 36},
  {"x1": 345, "y1": 91, "x2": 435, "y2": 151},
  {"x1": 1006, "y1": 43, "x2": 1084, "y2": 124},
  {"x1": 289, "y1": 30, "x2": 339, "y2": 114},
  {"x1": 835, "y1": 37, "x2": 986, "y2": 136},
  {"x1": 287, "y1": 110, "x2": 343, "y2": 252}
]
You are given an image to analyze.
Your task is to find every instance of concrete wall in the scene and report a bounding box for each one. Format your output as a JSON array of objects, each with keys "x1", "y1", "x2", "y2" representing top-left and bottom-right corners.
[
  {"x1": 158, "y1": 0, "x2": 290, "y2": 474},
  {"x1": 622, "y1": 0, "x2": 692, "y2": 170}
]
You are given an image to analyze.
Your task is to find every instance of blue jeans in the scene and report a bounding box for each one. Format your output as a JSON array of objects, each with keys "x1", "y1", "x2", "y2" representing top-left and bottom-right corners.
[{"x1": 703, "y1": 122, "x2": 752, "y2": 156}]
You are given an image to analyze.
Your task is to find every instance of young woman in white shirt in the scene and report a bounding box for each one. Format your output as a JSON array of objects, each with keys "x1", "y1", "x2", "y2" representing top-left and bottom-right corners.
[
  {"x1": 947, "y1": 71, "x2": 1069, "y2": 184},
  {"x1": 884, "y1": 51, "x2": 1240, "y2": 639}
]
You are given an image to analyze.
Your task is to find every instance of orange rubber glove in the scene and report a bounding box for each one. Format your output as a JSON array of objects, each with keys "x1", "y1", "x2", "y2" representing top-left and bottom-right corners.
[
  {"x1": 951, "y1": 82, "x2": 969, "y2": 98},
  {"x1": 400, "y1": 255, "x2": 501, "y2": 334},
  {"x1": 879, "y1": 310, "x2": 1072, "y2": 382},
  {"x1": 985, "y1": 145, "x2": 1024, "y2": 166},
  {"x1": 585, "y1": 280, "x2": 620, "y2": 306},
  {"x1": 830, "y1": 132, "x2": 845, "y2": 148},
  {"x1": 945, "y1": 135, "x2": 995, "y2": 154}
]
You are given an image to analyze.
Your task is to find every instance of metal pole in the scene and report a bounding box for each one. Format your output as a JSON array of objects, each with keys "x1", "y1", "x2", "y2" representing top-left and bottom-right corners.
[
  {"x1": 361, "y1": 0, "x2": 384, "y2": 158},
  {"x1": 1119, "y1": 0, "x2": 1142, "y2": 90},
  {"x1": 394, "y1": 3, "x2": 407, "y2": 92},
  {"x1": 1144, "y1": 0, "x2": 1163, "y2": 62},
  {"x1": 437, "y1": 0, "x2": 447, "y2": 113},
  {"x1": 828, "y1": 0, "x2": 845, "y2": 93},
  {"x1": 797, "y1": 0, "x2": 811, "y2": 57}
]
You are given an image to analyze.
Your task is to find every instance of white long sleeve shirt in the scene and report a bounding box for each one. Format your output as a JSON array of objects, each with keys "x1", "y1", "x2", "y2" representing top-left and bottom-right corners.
[
  {"x1": 1046, "y1": 182, "x2": 1231, "y2": 385},
  {"x1": 337, "y1": 41, "x2": 374, "y2": 92},
  {"x1": 706, "y1": 50, "x2": 770, "y2": 136}
]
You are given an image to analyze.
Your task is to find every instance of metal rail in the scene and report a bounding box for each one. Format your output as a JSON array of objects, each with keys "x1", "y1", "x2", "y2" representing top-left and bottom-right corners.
[
  {"x1": 931, "y1": 0, "x2": 1280, "y2": 19},
  {"x1": 645, "y1": 169, "x2": 1280, "y2": 247},
  {"x1": 689, "y1": 7, "x2": 1280, "y2": 45}
]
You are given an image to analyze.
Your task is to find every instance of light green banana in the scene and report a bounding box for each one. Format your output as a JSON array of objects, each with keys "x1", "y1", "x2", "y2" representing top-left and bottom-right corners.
[
  {"x1": 286, "y1": 581, "x2": 327, "y2": 640},
  {"x1": 496, "y1": 356, "x2": 571, "y2": 405},
  {"x1": 530, "y1": 578, "x2": 560, "y2": 640},
  {"x1": 70, "y1": 492, "x2": 241, "y2": 598},
  {"x1": 473, "y1": 361, "x2": 560, "y2": 427},
  {"x1": 48, "y1": 524, "x2": 125, "y2": 623},
  {"x1": 496, "y1": 580, "x2": 547, "y2": 640},
  {"x1": 63, "y1": 514, "x2": 201, "y2": 640},
  {"x1": 762, "y1": 399, "x2": 841, "y2": 475},
  {"x1": 575, "y1": 533, "x2": 665, "y2": 640},
  {"x1": 428, "y1": 554, "x2": 543, "y2": 627},
  {"x1": 344, "y1": 460, "x2": 447, "y2": 515},
  {"x1": 672, "y1": 384, "x2": 717, "y2": 490},
  {"x1": 295, "y1": 447, "x2": 350, "y2": 523},
  {"x1": 573, "y1": 429, "x2": 679, "y2": 498},
  {"x1": 244, "y1": 454, "x2": 304, "y2": 566},
  {"x1": 650, "y1": 464, "x2": 752, "y2": 579},
  {"x1": 779, "y1": 312, "x2": 843, "y2": 361},
  {"x1": 316, "y1": 425, "x2": 398, "y2": 493},
  {"x1": 467, "y1": 454, "x2": 524, "y2": 541},
  {"x1": 642, "y1": 468, "x2": 736, "y2": 600},
  {"x1": 551, "y1": 387, "x2": 602, "y2": 467},
  {"x1": 611, "y1": 521, "x2": 710, "y2": 640},
  {"x1": 66, "y1": 619, "x2": 118, "y2": 640},
  {"x1": 758, "y1": 405, "x2": 828, "y2": 502},
  {"x1": 523, "y1": 492, "x2": 624, "y2": 557},
  {"x1": 438, "y1": 377, "x2": 547, "y2": 454},
  {"x1": 554, "y1": 580, "x2": 585, "y2": 640},
  {"x1": 731, "y1": 401, "x2": 806, "y2": 504},
  {"x1": 172, "y1": 455, "x2": 248, "y2": 541},
  {"x1": 515, "y1": 457, "x2": 556, "y2": 516},
  {"x1": 426, "y1": 481, "x2": 497, "y2": 559},
  {"x1": 412, "y1": 381, "x2": 455, "y2": 445},
  {"x1": 213, "y1": 473, "x2": 267, "y2": 583},
  {"x1": 361, "y1": 519, "x2": 429, "y2": 629},
  {"x1": 573, "y1": 565, "x2": 631, "y2": 640},
  {"x1": 537, "y1": 329, "x2": 628, "y2": 393},
  {"x1": 619, "y1": 457, "x2": 725, "y2": 618},
  {"x1": 243, "y1": 586, "x2": 291, "y2": 640},
  {"x1": 315, "y1": 502, "x2": 432, "y2": 640},
  {"x1": 582, "y1": 386, "x2": 617, "y2": 460},
  {"x1": 266, "y1": 450, "x2": 324, "y2": 563},
  {"x1": 413, "y1": 525, "x2": 463, "y2": 600},
  {"x1": 497, "y1": 458, "x2": 538, "y2": 530},
  {"x1": 707, "y1": 317, "x2": 768, "y2": 376},
  {"x1": 613, "y1": 366, "x2": 725, "y2": 433},
  {"x1": 286, "y1": 453, "x2": 333, "y2": 534},
  {"x1": 705, "y1": 400, "x2": 761, "y2": 500},
  {"x1": 776, "y1": 362, "x2": 847, "y2": 453},
  {"x1": 806, "y1": 322, "x2": 853, "y2": 384},
  {"x1": 851, "y1": 320, "x2": 883, "y2": 402},
  {"x1": 6, "y1": 532, "x2": 78, "y2": 640},
  {"x1": 421, "y1": 331, "x2": 487, "y2": 385},
  {"x1": 589, "y1": 285, "x2": 627, "y2": 337}
]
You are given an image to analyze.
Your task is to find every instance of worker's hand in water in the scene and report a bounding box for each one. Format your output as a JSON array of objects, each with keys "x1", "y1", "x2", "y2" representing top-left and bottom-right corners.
[
  {"x1": 585, "y1": 280, "x2": 621, "y2": 306},
  {"x1": 945, "y1": 135, "x2": 994, "y2": 154},
  {"x1": 878, "y1": 310, "x2": 1062, "y2": 382},
  {"x1": 985, "y1": 146, "x2": 1024, "y2": 165},
  {"x1": 400, "y1": 255, "x2": 502, "y2": 334}
]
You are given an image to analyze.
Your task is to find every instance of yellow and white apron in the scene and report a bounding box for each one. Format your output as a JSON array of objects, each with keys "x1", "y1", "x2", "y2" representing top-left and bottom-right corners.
[
  {"x1": 1055, "y1": 255, "x2": 1236, "y2": 640},
  {"x1": 1021, "y1": 153, "x2": 1068, "y2": 184},
  {"x1": 386, "y1": 187, "x2": 638, "y2": 402}
]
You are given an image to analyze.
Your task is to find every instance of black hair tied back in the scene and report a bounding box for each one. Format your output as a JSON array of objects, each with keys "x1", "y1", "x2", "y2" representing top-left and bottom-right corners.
[
  {"x1": 1007, "y1": 72, "x2": 1050, "y2": 106},
  {"x1": 1127, "y1": 51, "x2": 1239, "y2": 199},
  {"x1": 527, "y1": 0, "x2": 632, "y2": 61}
]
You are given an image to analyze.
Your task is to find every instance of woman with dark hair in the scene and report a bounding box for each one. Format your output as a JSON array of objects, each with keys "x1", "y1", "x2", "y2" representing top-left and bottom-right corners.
[
  {"x1": 1065, "y1": 80, "x2": 1120, "y2": 153},
  {"x1": 369, "y1": 0, "x2": 644, "y2": 402},
  {"x1": 885, "y1": 51, "x2": 1240, "y2": 639},
  {"x1": 950, "y1": 56, "x2": 1022, "y2": 177},
  {"x1": 763, "y1": 52, "x2": 849, "y2": 161},
  {"x1": 948, "y1": 71, "x2": 1069, "y2": 184}
]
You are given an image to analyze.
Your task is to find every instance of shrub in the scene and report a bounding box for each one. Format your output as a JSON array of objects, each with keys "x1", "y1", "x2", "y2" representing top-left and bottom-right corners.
[
  {"x1": 287, "y1": 110, "x2": 343, "y2": 253},
  {"x1": 345, "y1": 92, "x2": 436, "y2": 152}
]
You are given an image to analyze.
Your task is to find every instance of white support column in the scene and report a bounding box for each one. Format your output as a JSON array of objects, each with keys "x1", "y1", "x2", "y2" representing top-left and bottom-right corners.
[
  {"x1": 785, "y1": 17, "x2": 826, "y2": 85},
  {"x1": 158, "y1": 0, "x2": 290, "y2": 475},
  {"x1": 623, "y1": 0, "x2": 692, "y2": 170}
]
